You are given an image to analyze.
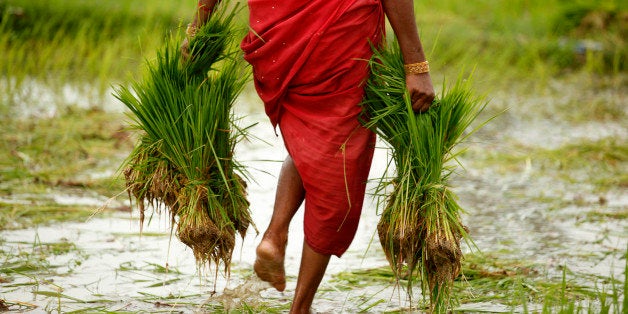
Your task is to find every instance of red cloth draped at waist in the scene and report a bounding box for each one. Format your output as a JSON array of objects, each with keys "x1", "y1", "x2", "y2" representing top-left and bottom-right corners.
[{"x1": 241, "y1": 0, "x2": 384, "y2": 128}]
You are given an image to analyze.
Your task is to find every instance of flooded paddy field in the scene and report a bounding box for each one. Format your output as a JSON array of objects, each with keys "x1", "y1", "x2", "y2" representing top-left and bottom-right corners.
[
  {"x1": 1, "y1": 74, "x2": 626, "y2": 312},
  {"x1": 1, "y1": 0, "x2": 626, "y2": 312}
]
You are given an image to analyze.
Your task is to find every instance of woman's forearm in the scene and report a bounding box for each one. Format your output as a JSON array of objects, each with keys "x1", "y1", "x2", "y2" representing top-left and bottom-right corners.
[
  {"x1": 382, "y1": 0, "x2": 435, "y2": 113},
  {"x1": 381, "y1": 0, "x2": 426, "y2": 64}
]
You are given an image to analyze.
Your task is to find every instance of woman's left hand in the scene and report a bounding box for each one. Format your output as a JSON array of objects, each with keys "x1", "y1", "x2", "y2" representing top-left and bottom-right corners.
[{"x1": 406, "y1": 72, "x2": 435, "y2": 113}]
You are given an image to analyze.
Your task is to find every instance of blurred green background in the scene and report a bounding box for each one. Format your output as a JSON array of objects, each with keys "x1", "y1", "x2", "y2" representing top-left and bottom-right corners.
[{"x1": 1, "y1": 0, "x2": 625, "y2": 96}]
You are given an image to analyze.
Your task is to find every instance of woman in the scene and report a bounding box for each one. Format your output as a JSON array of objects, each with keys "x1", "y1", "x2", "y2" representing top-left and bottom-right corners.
[{"x1": 184, "y1": 0, "x2": 434, "y2": 312}]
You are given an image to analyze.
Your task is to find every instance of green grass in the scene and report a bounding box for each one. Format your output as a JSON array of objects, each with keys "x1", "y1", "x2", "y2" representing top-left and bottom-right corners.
[
  {"x1": 0, "y1": 107, "x2": 129, "y2": 190},
  {"x1": 0, "y1": 107, "x2": 130, "y2": 229},
  {"x1": 456, "y1": 254, "x2": 623, "y2": 311},
  {"x1": 0, "y1": 202, "x2": 99, "y2": 230},
  {"x1": 117, "y1": 261, "x2": 182, "y2": 275},
  {"x1": 548, "y1": 91, "x2": 626, "y2": 123},
  {"x1": 413, "y1": 0, "x2": 626, "y2": 88},
  {"x1": 0, "y1": 235, "x2": 86, "y2": 285},
  {"x1": 469, "y1": 138, "x2": 627, "y2": 191},
  {"x1": 584, "y1": 208, "x2": 628, "y2": 222},
  {"x1": 0, "y1": 0, "x2": 188, "y2": 95}
]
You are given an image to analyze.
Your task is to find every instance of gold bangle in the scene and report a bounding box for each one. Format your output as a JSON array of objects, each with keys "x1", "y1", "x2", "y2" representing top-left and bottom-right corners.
[
  {"x1": 404, "y1": 61, "x2": 429, "y2": 75},
  {"x1": 186, "y1": 23, "x2": 197, "y2": 38}
]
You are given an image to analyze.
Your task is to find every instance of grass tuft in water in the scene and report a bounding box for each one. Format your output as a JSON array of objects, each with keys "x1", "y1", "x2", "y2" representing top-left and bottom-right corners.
[
  {"x1": 115, "y1": 2, "x2": 253, "y2": 277},
  {"x1": 1, "y1": 234, "x2": 86, "y2": 292},
  {"x1": 362, "y1": 39, "x2": 489, "y2": 311}
]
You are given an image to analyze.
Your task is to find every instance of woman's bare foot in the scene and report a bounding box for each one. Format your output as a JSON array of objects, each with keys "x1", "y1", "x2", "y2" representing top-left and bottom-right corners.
[{"x1": 254, "y1": 238, "x2": 286, "y2": 291}]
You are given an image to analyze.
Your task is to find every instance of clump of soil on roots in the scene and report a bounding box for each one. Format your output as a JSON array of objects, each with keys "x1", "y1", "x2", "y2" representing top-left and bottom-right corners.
[
  {"x1": 177, "y1": 211, "x2": 234, "y2": 270},
  {"x1": 377, "y1": 188, "x2": 465, "y2": 308},
  {"x1": 123, "y1": 143, "x2": 251, "y2": 272},
  {"x1": 424, "y1": 230, "x2": 463, "y2": 297}
]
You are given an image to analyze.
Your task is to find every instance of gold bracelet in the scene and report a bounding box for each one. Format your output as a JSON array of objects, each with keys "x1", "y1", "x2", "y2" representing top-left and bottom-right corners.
[
  {"x1": 404, "y1": 61, "x2": 430, "y2": 75},
  {"x1": 186, "y1": 23, "x2": 197, "y2": 38}
]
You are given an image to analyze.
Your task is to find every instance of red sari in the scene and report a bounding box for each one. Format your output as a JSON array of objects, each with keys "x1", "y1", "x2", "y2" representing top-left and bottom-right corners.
[{"x1": 241, "y1": 0, "x2": 384, "y2": 256}]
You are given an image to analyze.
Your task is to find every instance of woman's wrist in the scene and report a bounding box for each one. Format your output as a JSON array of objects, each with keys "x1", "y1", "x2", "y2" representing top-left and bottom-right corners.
[{"x1": 404, "y1": 60, "x2": 429, "y2": 75}]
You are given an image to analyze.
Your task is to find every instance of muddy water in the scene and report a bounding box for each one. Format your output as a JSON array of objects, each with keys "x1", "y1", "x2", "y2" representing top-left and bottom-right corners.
[
  {"x1": 1, "y1": 77, "x2": 122, "y2": 119},
  {"x1": 459, "y1": 84, "x2": 627, "y2": 273},
  {"x1": 1, "y1": 80, "x2": 627, "y2": 312}
]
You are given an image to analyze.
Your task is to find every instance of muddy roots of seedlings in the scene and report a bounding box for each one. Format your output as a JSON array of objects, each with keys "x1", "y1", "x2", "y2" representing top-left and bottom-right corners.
[
  {"x1": 123, "y1": 142, "x2": 182, "y2": 228},
  {"x1": 377, "y1": 204, "x2": 424, "y2": 277},
  {"x1": 377, "y1": 186, "x2": 466, "y2": 310},
  {"x1": 123, "y1": 139, "x2": 251, "y2": 272},
  {"x1": 424, "y1": 229, "x2": 464, "y2": 306},
  {"x1": 177, "y1": 211, "x2": 234, "y2": 270}
]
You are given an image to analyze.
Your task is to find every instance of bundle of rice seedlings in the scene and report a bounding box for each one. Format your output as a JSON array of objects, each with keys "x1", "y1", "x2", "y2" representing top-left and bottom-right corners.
[
  {"x1": 114, "y1": 4, "x2": 252, "y2": 275},
  {"x1": 362, "y1": 41, "x2": 487, "y2": 311}
]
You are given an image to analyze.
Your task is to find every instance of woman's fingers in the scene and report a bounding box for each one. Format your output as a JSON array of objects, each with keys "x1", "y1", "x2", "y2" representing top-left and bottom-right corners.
[
  {"x1": 406, "y1": 73, "x2": 435, "y2": 113},
  {"x1": 410, "y1": 90, "x2": 435, "y2": 113}
]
